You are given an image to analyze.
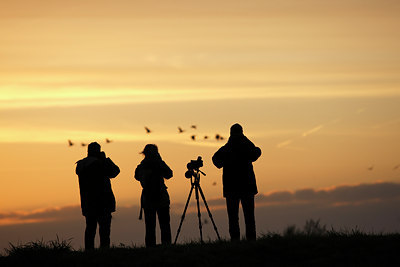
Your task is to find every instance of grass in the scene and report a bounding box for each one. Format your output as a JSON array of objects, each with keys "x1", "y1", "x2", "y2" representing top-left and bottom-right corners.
[{"x1": 1, "y1": 221, "x2": 399, "y2": 266}]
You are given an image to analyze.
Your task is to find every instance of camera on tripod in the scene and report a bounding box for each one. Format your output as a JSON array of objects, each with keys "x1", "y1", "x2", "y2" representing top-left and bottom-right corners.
[
  {"x1": 175, "y1": 155, "x2": 220, "y2": 244},
  {"x1": 185, "y1": 156, "x2": 203, "y2": 178}
]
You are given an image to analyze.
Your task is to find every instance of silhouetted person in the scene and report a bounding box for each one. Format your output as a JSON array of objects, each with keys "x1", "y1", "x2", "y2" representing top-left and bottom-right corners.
[
  {"x1": 212, "y1": 124, "x2": 261, "y2": 241},
  {"x1": 75, "y1": 142, "x2": 120, "y2": 250},
  {"x1": 134, "y1": 144, "x2": 173, "y2": 247}
]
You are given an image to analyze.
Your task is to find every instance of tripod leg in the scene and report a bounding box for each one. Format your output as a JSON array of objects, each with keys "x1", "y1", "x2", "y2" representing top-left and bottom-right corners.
[
  {"x1": 198, "y1": 185, "x2": 221, "y2": 241},
  {"x1": 195, "y1": 185, "x2": 203, "y2": 243},
  {"x1": 174, "y1": 184, "x2": 194, "y2": 244}
]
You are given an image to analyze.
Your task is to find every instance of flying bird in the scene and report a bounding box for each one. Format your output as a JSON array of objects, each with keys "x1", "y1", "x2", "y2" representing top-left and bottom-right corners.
[
  {"x1": 68, "y1": 140, "x2": 74, "y2": 147},
  {"x1": 144, "y1": 127, "x2": 152, "y2": 134},
  {"x1": 367, "y1": 166, "x2": 374, "y2": 171},
  {"x1": 178, "y1": 127, "x2": 185, "y2": 133},
  {"x1": 191, "y1": 125, "x2": 197, "y2": 129},
  {"x1": 191, "y1": 135, "x2": 196, "y2": 141},
  {"x1": 393, "y1": 164, "x2": 400, "y2": 170},
  {"x1": 204, "y1": 135, "x2": 209, "y2": 140},
  {"x1": 81, "y1": 143, "x2": 87, "y2": 147},
  {"x1": 212, "y1": 181, "x2": 217, "y2": 186},
  {"x1": 215, "y1": 134, "x2": 224, "y2": 141}
]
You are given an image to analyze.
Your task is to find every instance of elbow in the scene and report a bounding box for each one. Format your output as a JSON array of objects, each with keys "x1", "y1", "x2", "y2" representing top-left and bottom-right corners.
[
  {"x1": 257, "y1": 148, "x2": 262, "y2": 158},
  {"x1": 134, "y1": 169, "x2": 143, "y2": 181},
  {"x1": 165, "y1": 171, "x2": 173, "y2": 179},
  {"x1": 212, "y1": 159, "x2": 223, "y2": 169},
  {"x1": 251, "y1": 147, "x2": 262, "y2": 161},
  {"x1": 109, "y1": 168, "x2": 120, "y2": 179}
]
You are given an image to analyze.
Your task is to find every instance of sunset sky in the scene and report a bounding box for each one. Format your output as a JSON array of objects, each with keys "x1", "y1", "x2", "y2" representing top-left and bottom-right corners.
[{"x1": 1, "y1": 0, "x2": 400, "y2": 248}]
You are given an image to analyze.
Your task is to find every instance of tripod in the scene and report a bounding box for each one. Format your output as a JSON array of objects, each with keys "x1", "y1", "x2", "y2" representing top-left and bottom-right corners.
[{"x1": 174, "y1": 169, "x2": 221, "y2": 244}]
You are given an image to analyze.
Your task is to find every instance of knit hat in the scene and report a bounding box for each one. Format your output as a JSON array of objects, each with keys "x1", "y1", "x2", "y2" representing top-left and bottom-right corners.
[{"x1": 230, "y1": 123, "x2": 243, "y2": 136}]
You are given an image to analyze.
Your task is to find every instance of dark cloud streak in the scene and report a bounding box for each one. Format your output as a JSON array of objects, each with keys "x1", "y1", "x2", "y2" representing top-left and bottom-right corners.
[
  {"x1": 1, "y1": 181, "x2": 400, "y2": 252},
  {"x1": 257, "y1": 182, "x2": 400, "y2": 204}
]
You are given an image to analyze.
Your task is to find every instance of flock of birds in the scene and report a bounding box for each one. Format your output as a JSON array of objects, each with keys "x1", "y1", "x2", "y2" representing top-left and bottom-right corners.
[
  {"x1": 67, "y1": 128, "x2": 400, "y2": 173},
  {"x1": 68, "y1": 125, "x2": 223, "y2": 188},
  {"x1": 68, "y1": 125, "x2": 226, "y2": 147},
  {"x1": 145, "y1": 125, "x2": 225, "y2": 141}
]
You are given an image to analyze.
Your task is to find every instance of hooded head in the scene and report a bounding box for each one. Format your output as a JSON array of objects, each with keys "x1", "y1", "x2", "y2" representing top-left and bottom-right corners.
[
  {"x1": 141, "y1": 144, "x2": 161, "y2": 160},
  {"x1": 230, "y1": 123, "x2": 244, "y2": 137},
  {"x1": 87, "y1": 142, "x2": 101, "y2": 157}
]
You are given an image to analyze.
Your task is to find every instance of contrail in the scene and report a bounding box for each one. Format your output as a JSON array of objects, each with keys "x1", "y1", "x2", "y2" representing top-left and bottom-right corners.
[
  {"x1": 302, "y1": 118, "x2": 341, "y2": 137},
  {"x1": 372, "y1": 118, "x2": 400, "y2": 129},
  {"x1": 356, "y1": 108, "x2": 367, "y2": 114},
  {"x1": 277, "y1": 118, "x2": 341, "y2": 149},
  {"x1": 302, "y1": 125, "x2": 324, "y2": 137},
  {"x1": 276, "y1": 139, "x2": 293, "y2": 148}
]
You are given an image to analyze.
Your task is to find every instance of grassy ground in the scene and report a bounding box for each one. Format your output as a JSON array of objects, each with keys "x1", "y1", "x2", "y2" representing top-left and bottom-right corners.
[{"x1": 1, "y1": 231, "x2": 399, "y2": 266}]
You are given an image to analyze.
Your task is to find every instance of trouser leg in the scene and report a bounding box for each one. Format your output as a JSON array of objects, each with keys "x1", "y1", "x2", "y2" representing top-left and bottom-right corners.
[
  {"x1": 157, "y1": 206, "x2": 171, "y2": 245},
  {"x1": 99, "y1": 213, "x2": 112, "y2": 248},
  {"x1": 144, "y1": 208, "x2": 157, "y2": 247},
  {"x1": 85, "y1": 215, "x2": 97, "y2": 250},
  {"x1": 241, "y1": 195, "x2": 256, "y2": 241},
  {"x1": 226, "y1": 197, "x2": 240, "y2": 241}
]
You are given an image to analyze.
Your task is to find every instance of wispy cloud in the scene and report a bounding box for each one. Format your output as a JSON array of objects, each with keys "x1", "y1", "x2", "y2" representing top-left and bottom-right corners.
[
  {"x1": 0, "y1": 206, "x2": 79, "y2": 226},
  {"x1": 0, "y1": 127, "x2": 148, "y2": 143},
  {"x1": 207, "y1": 181, "x2": 400, "y2": 207},
  {"x1": 0, "y1": 88, "x2": 203, "y2": 110},
  {"x1": 1, "y1": 88, "x2": 400, "y2": 110}
]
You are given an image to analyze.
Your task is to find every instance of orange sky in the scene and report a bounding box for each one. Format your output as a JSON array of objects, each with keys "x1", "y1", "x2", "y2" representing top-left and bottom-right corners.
[{"x1": 1, "y1": 0, "x2": 400, "y2": 216}]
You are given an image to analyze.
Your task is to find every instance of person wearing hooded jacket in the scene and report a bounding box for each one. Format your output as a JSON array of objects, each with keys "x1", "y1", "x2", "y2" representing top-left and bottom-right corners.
[
  {"x1": 134, "y1": 144, "x2": 173, "y2": 247},
  {"x1": 76, "y1": 142, "x2": 120, "y2": 250},
  {"x1": 212, "y1": 123, "x2": 261, "y2": 241}
]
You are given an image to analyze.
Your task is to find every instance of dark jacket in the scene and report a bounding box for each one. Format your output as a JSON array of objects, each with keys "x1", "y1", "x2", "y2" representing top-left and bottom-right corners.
[
  {"x1": 76, "y1": 156, "x2": 120, "y2": 216},
  {"x1": 212, "y1": 134, "x2": 261, "y2": 198},
  {"x1": 134, "y1": 157, "x2": 173, "y2": 209}
]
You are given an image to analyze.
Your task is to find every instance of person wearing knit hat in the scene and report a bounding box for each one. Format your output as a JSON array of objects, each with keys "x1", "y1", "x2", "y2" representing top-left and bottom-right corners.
[
  {"x1": 76, "y1": 142, "x2": 120, "y2": 250},
  {"x1": 212, "y1": 123, "x2": 261, "y2": 241}
]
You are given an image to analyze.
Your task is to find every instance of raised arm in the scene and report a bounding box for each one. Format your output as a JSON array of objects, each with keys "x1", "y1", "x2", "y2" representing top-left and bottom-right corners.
[
  {"x1": 249, "y1": 146, "x2": 262, "y2": 162},
  {"x1": 105, "y1": 157, "x2": 120, "y2": 178},
  {"x1": 161, "y1": 161, "x2": 173, "y2": 179},
  {"x1": 134, "y1": 163, "x2": 144, "y2": 181},
  {"x1": 212, "y1": 146, "x2": 226, "y2": 169}
]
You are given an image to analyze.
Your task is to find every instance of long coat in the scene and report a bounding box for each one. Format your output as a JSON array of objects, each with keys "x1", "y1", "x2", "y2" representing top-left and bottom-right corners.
[
  {"x1": 76, "y1": 156, "x2": 120, "y2": 216},
  {"x1": 134, "y1": 158, "x2": 173, "y2": 209},
  {"x1": 212, "y1": 135, "x2": 261, "y2": 198}
]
